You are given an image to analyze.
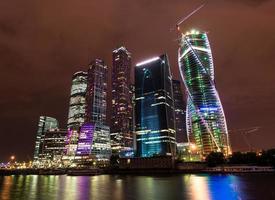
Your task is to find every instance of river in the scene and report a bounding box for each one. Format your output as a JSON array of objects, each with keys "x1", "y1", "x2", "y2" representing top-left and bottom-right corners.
[{"x1": 0, "y1": 174, "x2": 275, "y2": 200}]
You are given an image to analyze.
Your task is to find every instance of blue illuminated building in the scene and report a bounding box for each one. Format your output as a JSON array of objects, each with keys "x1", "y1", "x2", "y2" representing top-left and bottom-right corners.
[{"x1": 134, "y1": 54, "x2": 176, "y2": 157}]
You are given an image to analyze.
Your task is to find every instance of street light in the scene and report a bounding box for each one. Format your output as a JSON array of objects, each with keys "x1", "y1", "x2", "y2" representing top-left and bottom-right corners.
[{"x1": 190, "y1": 144, "x2": 197, "y2": 151}]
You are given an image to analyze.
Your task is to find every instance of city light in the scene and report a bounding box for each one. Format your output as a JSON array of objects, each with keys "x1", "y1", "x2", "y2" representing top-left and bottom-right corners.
[
  {"x1": 136, "y1": 57, "x2": 160, "y2": 67},
  {"x1": 178, "y1": 30, "x2": 230, "y2": 156}
]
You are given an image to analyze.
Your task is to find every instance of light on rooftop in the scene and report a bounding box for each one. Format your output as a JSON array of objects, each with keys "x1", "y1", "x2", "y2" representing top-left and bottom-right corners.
[{"x1": 136, "y1": 57, "x2": 160, "y2": 67}]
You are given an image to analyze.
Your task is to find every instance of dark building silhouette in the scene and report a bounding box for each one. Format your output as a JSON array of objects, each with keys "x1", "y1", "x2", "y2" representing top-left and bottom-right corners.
[{"x1": 172, "y1": 79, "x2": 188, "y2": 143}]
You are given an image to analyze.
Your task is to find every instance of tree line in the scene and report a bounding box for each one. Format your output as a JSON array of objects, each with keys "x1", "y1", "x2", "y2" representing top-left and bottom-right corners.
[{"x1": 206, "y1": 149, "x2": 275, "y2": 167}]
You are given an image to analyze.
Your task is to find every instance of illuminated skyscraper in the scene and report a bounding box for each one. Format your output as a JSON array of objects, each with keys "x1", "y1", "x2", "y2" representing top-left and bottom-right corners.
[
  {"x1": 41, "y1": 129, "x2": 67, "y2": 166},
  {"x1": 65, "y1": 129, "x2": 79, "y2": 156},
  {"x1": 178, "y1": 30, "x2": 230, "y2": 156},
  {"x1": 76, "y1": 123, "x2": 95, "y2": 156},
  {"x1": 84, "y1": 59, "x2": 111, "y2": 159},
  {"x1": 90, "y1": 124, "x2": 111, "y2": 160},
  {"x1": 65, "y1": 71, "x2": 87, "y2": 158},
  {"x1": 172, "y1": 79, "x2": 188, "y2": 143},
  {"x1": 135, "y1": 54, "x2": 176, "y2": 157},
  {"x1": 111, "y1": 47, "x2": 133, "y2": 152},
  {"x1": 67, "y1": 71, "x2": 88, "y2": 130},
  {"x1": 86, "y1": 59, "x2": 108, "y2": 123},
  {"x1": 33, "y1": 116, "x2": 59, "y2": 162}
]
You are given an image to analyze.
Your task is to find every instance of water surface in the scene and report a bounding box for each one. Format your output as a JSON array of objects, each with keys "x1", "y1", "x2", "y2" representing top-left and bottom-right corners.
[{"x1": 0, "y1": 174, "x2": 275, "y2": 200}]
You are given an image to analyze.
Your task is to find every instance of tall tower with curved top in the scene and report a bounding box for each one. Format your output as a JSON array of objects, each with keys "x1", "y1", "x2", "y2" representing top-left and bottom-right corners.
[{"x1": 178, "y1": 30, "x2": 230, "y2": 156}]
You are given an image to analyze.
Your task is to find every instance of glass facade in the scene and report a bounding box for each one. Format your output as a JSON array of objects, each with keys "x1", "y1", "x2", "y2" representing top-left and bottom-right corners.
[
  {"x1": 65, "y1": 129, "x2": 79, "y2": 156},
  {"x1": 111, "y1": 47, "x2": 133, "y2": 152},
  {"x1": 67, "y1": 71, "x2": 88, "y2": 130},
  {"x1": 33, "y1": 116, "x2": 59, "y2": 162},
  {"x1": 41, "y1": 129, "x2": 67, "y2": 166},
  {"x1": 178, "y1": 30, "x2": 230, "y2": 156},
  {"x1": 135, "y1": 54, "x2": 176, "y2": 157},
  {"x1": 90, "y1": 123, "x2": 111, "y2": 160},
  {"x1": 83, "y1": 59, "x2": 111, "y2": 160},
  {"x1": 172, "y1": 79, "x2": 188, "y2": 143},
  {"x1": 85, "y1": 59, "x2": 108, "y2": 123},
  {"x1": 76, "y1": 123, "x2": 95, "y2": 156}
]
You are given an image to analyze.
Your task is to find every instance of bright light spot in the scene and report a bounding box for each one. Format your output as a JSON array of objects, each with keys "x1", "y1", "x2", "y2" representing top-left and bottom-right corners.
[
  {"x1": 190, "y1": 144, "x2": 197, "y2": 151},
  {"x1": 136, "y1": 57, "x2": 160, "y2": 67}
]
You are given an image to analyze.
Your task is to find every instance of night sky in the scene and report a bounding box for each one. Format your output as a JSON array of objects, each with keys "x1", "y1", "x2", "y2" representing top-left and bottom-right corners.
[{"x1": 1, "y1": 0, "x2": 275, "y2": 161}]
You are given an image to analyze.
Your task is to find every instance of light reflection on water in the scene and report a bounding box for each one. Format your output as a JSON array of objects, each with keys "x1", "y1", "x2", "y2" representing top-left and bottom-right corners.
[{"x1": 0, "y1": 174, "x2": 274, "y2": 200}]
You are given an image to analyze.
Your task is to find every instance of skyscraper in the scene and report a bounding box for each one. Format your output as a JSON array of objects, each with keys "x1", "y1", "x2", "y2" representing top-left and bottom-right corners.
[
  {"x1": 41, "y1": 129, "x2": 67, "y2": 167},
  {"x1": 135, "y1": 54, "x2": 176, "y2": 157},
  {"x1": 65, "y1": 129, "x2": 79, "y2": 157},
  {"x1": 67, "y1": 71, "x2": 88, "y2": 130},
  {"x1": 65, "y1": 71, "x2": 88, "y2": 159},
  {"x1": 111, "y1": 47, "x2": 133, "y2": 152},
  {"x1": 90, "y1": 124, "x2": 112, "y2": 160},
  {"x1": 76, "y1": 123, "x2": 95, "y2": 156},
  {"x1": 172, "y1": 79, "x2": 188, "y2": 143},
  {"x1": 178, "y1": 29, "x2": 230, "y2": 156},
  {"x1": 84, "y1": 59, "x2": 111, "y2": 160},
  {"x1": 86, "y1": 59, "x2": 108, "y2": 123},
  {"x1": 33, "y1": 116, "x2": 59, "y2": 163}
]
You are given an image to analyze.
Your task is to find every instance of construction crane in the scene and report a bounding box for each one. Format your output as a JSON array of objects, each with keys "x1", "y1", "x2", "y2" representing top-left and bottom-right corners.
[
  {"x1": 175, "y1": 3, "x2": 205, "y2": 32},
  {"x1": 172, "y1": 3, "x2": 226, "y2": 152},
  {"x1": 229, "y1": 127, "x2": 260, "y2": 151}
]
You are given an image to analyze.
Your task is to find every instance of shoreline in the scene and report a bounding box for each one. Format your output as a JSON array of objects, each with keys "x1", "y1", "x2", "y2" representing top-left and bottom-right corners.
[{"x1": 1, "y1": 166, "x2": 274, "y2": 176}]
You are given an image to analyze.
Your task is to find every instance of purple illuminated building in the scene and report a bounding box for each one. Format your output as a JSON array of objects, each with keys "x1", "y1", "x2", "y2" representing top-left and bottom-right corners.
[
  {"x1": 65, "y1": 128, "x2": 79, "y2": 156},
  {"x1": 76, "y1": 123, "x2": 95, "y2": 156}
]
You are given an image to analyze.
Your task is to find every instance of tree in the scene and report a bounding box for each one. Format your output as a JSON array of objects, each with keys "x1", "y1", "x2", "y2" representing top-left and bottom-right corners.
[
  {"x1": 110, "y1": 154, "x2": 119, "y2": 169},
  {"x1": 206, "y1": 152, "x2": 225, "y2": 167},
  {"x1": 260, "y1": 149, "x2": 275, "y2": 167},
  {"x1": 244, "y1": 152, "x2": 257, "y2": 164},
  {"x1": 229, "y1": 152, "x2": 243, "y2": 164}
]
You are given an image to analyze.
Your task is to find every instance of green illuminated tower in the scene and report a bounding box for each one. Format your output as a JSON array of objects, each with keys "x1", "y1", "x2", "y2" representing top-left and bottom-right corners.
[{"x1": 178, "y1": 30, "x2": 230, "y2": 156}]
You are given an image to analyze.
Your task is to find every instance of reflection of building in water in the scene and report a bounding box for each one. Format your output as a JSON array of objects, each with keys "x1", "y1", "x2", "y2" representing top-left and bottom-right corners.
[{"x1": 188, "y1": 175, "x2": 211, "y2": 200}]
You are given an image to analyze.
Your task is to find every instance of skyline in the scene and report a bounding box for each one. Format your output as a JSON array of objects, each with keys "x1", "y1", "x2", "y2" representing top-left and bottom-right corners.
[{"x1": 1, "y1": 0, "x2": 275, "y2": 161}]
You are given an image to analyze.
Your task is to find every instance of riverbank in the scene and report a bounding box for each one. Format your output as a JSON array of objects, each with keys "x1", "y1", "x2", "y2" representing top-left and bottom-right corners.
[{"x1": 1, "y1": 165, "x2": 274, "y2": 176}]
